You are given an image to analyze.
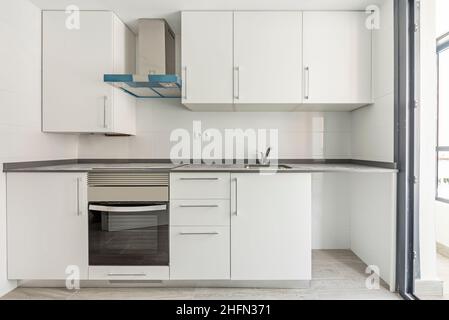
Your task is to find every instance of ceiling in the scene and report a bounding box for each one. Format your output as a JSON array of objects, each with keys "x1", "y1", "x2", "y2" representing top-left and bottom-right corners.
[{"x1": 29, "y1": 0, "x2": 387, "y2": 34}]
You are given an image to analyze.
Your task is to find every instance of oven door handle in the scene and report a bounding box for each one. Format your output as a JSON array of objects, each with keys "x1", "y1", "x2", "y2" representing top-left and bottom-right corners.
[{"x1": 88, "y1": 204, "x2": 167, "y2": 213}]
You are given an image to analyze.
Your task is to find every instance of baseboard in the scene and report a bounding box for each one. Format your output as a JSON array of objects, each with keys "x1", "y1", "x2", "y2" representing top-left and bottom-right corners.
[
  {"x1": 415, "y1": 279, "x2": 444, "y2": 297},
  {"x1": 437, "y1": 242, "x2": 449, "y2": 258},
  {"x1": 0, "y1": 280, "x2": 17, "y2": 298},
  {"x1": 18, "y1": 280, "x2": 311, "y2": 289}
]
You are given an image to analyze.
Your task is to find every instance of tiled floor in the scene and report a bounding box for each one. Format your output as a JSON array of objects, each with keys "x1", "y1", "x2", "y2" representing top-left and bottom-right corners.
[
  {"x1": 438, "y1": 253, "x2": 449, "y2": 297},
  {"x1": 1, "y1": 250, "x2": 401, "y2": 300}
]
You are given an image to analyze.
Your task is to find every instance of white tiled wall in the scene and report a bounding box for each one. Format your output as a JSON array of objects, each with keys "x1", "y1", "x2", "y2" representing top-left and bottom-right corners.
[
  {"x1": 0, "y1": 0, "x2": 78, "y2": 296},
  {"x1": 351, "y1": 0, "x2": 395, "y2": 163},
  {"x1": 78, "y1": 99, "x2": 352, "y2": 159}
]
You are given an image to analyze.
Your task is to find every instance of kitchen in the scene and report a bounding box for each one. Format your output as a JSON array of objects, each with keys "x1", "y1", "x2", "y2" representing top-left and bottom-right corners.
[{"x1": 0, "y1": 0, "x2": 404, "y2": 302}]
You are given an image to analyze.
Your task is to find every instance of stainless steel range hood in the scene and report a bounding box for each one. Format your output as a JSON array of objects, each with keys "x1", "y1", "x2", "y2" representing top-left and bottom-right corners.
[{"x1": 104, "y1": 19, "x2": 181, "y2": 98}]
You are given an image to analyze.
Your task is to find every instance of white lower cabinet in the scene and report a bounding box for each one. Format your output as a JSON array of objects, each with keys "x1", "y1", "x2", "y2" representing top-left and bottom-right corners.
[
  {"x1": 230, "y1": 173, "x2": 312, "y2": 280},
  {"x1": 7, "y1": 173, "x2": 88, "y2": 280},
  {"x1": 170, "y1": 226, "x2": 230, "y2": 280},
  {"x1": 169, "y1": 172, "x2": 311, "y2": 281}
]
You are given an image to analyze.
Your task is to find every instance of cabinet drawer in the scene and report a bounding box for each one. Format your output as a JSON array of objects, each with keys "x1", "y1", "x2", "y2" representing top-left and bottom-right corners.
[
  {"x1": 171, "y1": 200, "x2": 230, "y2": 226},
  {"x1": 170, "y1": 173, "x2": 230, "y2": 199},
  {"x1": 170, "y1": 226, "x2": 230, "y2": 280},
  {"x1": 88, "y1": 266, "x2": 169, "y2": 280}
]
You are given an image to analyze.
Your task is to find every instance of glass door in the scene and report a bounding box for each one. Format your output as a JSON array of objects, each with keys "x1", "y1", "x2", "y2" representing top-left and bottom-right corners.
[{"x1": 88, "y1": 202, "x2": 169, "y2": 266}]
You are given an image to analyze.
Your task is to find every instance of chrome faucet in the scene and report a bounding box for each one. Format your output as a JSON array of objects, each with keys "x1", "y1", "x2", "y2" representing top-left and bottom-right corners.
[{"x1": 258, "y1": 147, "x2": 271, "y2": 165}]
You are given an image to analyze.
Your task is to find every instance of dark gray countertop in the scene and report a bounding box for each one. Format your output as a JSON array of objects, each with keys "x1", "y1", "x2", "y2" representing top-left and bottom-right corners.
[
  {"x1": 172, "y1": 163, "x2": 398, "y2": 173},
  {"x1": 4, "y1": 161, "x2": 397, "y2": 174},
  {"x1": 4, "y1": 163, "x2": 182, "y2": 173}
]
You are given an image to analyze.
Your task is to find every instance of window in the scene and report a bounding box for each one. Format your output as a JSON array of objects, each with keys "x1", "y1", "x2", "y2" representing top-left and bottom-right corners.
[{"x1": 437, "y1": 35, "x2": 449, "y2": 202}]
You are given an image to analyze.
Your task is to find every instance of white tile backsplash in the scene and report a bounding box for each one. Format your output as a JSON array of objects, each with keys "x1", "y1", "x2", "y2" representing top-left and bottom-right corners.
[{"x1": 79, "y1": 99, "x2": 353, "y2": 159}]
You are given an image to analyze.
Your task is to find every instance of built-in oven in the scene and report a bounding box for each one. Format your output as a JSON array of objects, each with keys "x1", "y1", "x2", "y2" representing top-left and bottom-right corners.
[{"x1": 87, "y1": 171, "x2": 169, "y2": 267}]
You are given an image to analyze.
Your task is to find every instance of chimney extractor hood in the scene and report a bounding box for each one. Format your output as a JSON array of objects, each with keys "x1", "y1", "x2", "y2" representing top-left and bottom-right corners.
[{"x1": 104, "y1": 19, "x2": 181, "y2": 98}]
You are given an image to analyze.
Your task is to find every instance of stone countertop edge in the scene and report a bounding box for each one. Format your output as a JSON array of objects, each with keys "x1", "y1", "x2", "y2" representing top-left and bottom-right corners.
[{"x1": 3, "y1": 159, "x2": 398, "y2": 174}]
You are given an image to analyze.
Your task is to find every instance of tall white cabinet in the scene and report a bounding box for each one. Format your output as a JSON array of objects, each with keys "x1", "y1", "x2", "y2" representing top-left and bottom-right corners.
[
  {"x1": 233, "y1": 12, "x2": 303, "y2": 107},
  {"x1": 230, "y1": 173, "x2": 312, "y2": 280},
  {"x1": 7, "y1": 173, "x2": 88, "y2": 280},
  {"x1": 42, "y1": 11, "x2": 136, "y2": 134},
  {"x1": 302, "y1": 11, "x2": 372, "y2": 105}
]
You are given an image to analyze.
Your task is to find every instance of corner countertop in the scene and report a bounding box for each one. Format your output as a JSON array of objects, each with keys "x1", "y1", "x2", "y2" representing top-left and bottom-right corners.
[{"x1": 3, "y1": 161, "x2": 398, "y2": 174}]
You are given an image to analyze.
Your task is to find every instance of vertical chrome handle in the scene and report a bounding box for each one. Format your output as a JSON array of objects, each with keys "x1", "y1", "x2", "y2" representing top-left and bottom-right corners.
[
  {"x1": 76, "y1": 177, "x2": 82, "y2": 216},
  {"x1": 103, "y1": 96, "x2": 108, "y2": 129},
  {"x1": 182, "y1": 66, "x2": 187, "y2": 99},
  {"x1": 234, "y1": 66, "x2": 240, "y2": 100},
  {"x1": 304, "y1": 67, "x2": 310, "y2": 100},
  {"x1": 233, "y1": 178, "x2": 238, "y2": 216}
]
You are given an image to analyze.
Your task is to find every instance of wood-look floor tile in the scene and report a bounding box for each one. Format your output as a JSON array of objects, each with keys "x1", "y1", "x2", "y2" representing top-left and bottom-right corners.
[{"x1": 0, "y1": 250, "x2": 402, "y2": 300}]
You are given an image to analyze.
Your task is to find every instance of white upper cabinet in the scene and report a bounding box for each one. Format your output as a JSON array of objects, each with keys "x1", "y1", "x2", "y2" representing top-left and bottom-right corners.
[
  {"x1": 181, "y1": 10, "x2": 372, "y2": 111},
  {"x1": 233, "y1": 12, "x2": 303, "y2": 107},
  {"x1": 302, "y1": 11, "x2": 372, "y2": 106},
  {"x1": 181, "y1": 12, "x2": 234, "y2": 109},
  {"x1": 43, "y1": 11, "x2": 136, "y2": 134}
]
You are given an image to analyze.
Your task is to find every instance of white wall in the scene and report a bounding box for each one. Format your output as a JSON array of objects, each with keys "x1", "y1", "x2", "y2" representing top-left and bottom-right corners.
[
  {"x1": 435, "y1": 201, "x2": 449, "y2": 248},
  {"x1": 436, "y1": 0, "x2": 449, "y2": 37},
  {"x1": 352, "y1": 0, "x2": 394, "y2": 162},
  {"x1": 0, "y1": 0, "x2": 78, "y2": 296},
  {"x1": 312, "y1": 173, "x2": 350, "y2": 249},
  {"x1": 418, "y1": 0, "x2": 439, "y2": 283}
]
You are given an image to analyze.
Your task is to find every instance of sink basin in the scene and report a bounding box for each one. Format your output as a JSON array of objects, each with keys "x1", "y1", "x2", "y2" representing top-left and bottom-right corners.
[{"x1": 244, "y1": 164, "x2": 292, "y2": 170}]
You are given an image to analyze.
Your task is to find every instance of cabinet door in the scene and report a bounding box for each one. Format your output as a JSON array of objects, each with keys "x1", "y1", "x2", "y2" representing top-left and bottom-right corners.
[
  {"x1": 181, "y1": 12, "x2": 234, "y2": 105},
  {"x1": 303, "y1": 12, "x2": 372, "y2": 104},
  {"x1": 7, "y1": 173, "x2": 88, "y2": 280},
  {"x1": 230, "y1": 173, "x2": 311, "y2": 280},
  {"x1": 233, "y1": 12, "x2": 303, "y2": 105},
  {"x1": 43, "y1": 11, "x2": 113, "y2": 133}
]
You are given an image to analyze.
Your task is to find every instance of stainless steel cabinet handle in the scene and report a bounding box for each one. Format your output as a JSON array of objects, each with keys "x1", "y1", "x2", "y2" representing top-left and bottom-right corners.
[
  {"x1": 179, "y1": 232, "x2": 219, "y2": 235},
  {"x1": 76, "y1": 177, "x2": 82, "y2": 216},
  {"x1": 89, "y1": 204, "x2": 167, "y2": 213},
  {"x1": 182, "y1": 66, "x2": 187, "y2": 99},
  {"x1": 179, "y1": 205, "x2": 219, "y2": 208},
  {"x1": 234, "y1": 66, "x2": 240, "y2": 100},
  {"x1": 179, "y1": 178, "x2": 219, "y2": 181},
  {"x1": 103, "y1": 96, "x2": 108, "y2": 129},
  {"x1": 233, "y1": 178, "x2": 238, "y2": 216},
  {"x1": 304, "y1": 67, "x2": 310, "y2": 100},
  {"x1": 107, "y1": 273, "x2": 147, "y2": 277}
]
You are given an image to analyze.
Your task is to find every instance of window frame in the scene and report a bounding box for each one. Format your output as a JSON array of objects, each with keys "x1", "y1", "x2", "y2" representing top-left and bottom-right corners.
[{"x1": 436, "y1": 33, "x2": 449, "y2": 203}]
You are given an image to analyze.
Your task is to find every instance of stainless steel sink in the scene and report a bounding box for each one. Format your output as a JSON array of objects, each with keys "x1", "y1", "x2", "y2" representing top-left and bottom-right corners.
[{"x1": 244, "y1": 164, "x2": 292, "y2": 170}]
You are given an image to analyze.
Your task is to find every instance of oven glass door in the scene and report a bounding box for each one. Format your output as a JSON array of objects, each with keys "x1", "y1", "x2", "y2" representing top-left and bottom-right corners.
[{"x1": 88, "y1": 202, "x2": 169, "y2": 266}]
